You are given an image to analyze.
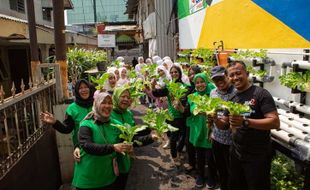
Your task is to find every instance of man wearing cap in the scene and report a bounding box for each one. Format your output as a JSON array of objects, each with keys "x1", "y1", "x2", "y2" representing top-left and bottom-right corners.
[
  {"x1": 227, "y1": 61, "x2": 280, "y2": 190},
  {"x1": 209, "y1": 65, "x2": 236, "y2": 190}
]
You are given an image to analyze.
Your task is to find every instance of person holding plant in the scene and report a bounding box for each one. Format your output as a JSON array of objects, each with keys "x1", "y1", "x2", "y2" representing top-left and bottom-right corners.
[
  {"x1": 227, "y1": 61, "x2": 280, "y2": 190},
  {"x1": 186, "y1": 73, "x2": 217, "y2": 188},
  {"x1": 152, "y1": 65, "x2": 189, "y2": 166},
  {"x1": 209, "y1": 66, "x2": 236, "y2": 190},
  {"x1": 72, "y1": 92, "x2": 132, "y2": 190},
  {"x1": 40, "y1": 79, "x2": 95, "y2": 161},
  {"x1": 93, "y1": 71, "x2": 117, "y2": 99},
  {"x1": 111, "y1": 86, "x2": 156, "y2": 190},
  {"x1": 116, "y1": 67, "x2": 130, "y2": 87}
]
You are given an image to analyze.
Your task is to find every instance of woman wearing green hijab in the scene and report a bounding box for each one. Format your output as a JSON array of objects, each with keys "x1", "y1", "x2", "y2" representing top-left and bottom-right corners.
[
  {"x1": 186, "y1": 73, "x2": 217, "y2": 188},
  {"x1": 111, "y1": 86, "x2": 156, "y2": 190}
]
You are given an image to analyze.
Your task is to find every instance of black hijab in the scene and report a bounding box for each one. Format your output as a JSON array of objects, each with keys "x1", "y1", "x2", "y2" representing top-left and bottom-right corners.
[
  {"x1": 170, "y1": 65, "x2": 183, "y2": 83},
  {"x1": 74, "y1": 79, "x2": 95, "y2": 108}
]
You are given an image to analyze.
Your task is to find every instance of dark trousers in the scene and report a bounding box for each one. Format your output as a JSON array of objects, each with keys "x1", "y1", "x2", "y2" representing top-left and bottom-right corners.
[
  {"x1": 212, "y1": 140, "x2": 231, "y2": 190},
  {"x1": 229, "y1": 149, "x2": 271, "y2": 190},
  {"x1": 169, "y1": 117, "x2": 186, "y2": 158},
  {"x1": 196, "y1": 147, "x2": 217, "y2": 186},
  {"x1": 187, "y1": 139, "x2": 196, "y2": 167},
  {"x1": 76, "y1": 182, "x2": 115, "y2": 190},
  {"x1": 114, "y1": 173, "x2": 129, "y2": 190}
]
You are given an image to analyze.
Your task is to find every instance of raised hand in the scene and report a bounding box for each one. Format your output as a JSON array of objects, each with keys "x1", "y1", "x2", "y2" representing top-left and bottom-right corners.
[{"x1": 39, "y1": 111, "x2": 56, "y2": 125}]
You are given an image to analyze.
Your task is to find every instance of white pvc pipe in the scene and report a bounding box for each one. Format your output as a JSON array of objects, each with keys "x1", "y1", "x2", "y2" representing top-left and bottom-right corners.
[
  {"x1": 268, "y1": 51, "x2": 310, "y2": 56},
  {"x1": 278, "y1": 109, "x2": 310, "y2": 126},
  {"x1": 271, "y1": 129, "x2": 291, "y2": 143},
  {"x1": 274, "y1": 97, "x2": 310, "y2": 115},
  {"x1": 279, "y1": 121, "x2": 309, "y2": 141},
  {"x1": 292, "y1": 60, "x2": 310, "y2": 70},
  {"x1": 279, "y1": 115, "x2": 310, "y2": 134},
  {"x1": 274, "y1": 97, "x2": 289, "y2": 106},
  {"x1": 289, "y1": 102, "x2": 310, "y2": 115}
]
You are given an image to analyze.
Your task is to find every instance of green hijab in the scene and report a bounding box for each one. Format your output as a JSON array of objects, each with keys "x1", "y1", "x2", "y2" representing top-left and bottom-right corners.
[
  {"x1": 112, "y1": 86, "x2": 130, "y2": 112},
  {"x1": 193, "y1": 73, "x2": 215, "y2": 95}
]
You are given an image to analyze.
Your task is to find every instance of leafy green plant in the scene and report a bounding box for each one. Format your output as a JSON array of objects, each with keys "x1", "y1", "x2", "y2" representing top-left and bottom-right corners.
[
  {"x1": 231, "y1": 49, "x2": 267, "y2": 60},
  {"x1": 141, "y1": 63, "x2": 158, "y2": 77},
  {"x1": 279, "y1": 71, "x2": 310, "y2": 91},
  {"x1": 271, "y1": 153, "x2": 304, "y2": 190},
  {"x1": 191, "y1": 48, "x2": 215, "y2": 63},
  {"x1": 188, "y1": 94, "x2": 223, "y2": 116},
  {"x1": 67, "y1": 47, "x2": 107, "y2": 81},
  {"x1": 222, "y1": 101, "x2": 251, "y2": 116},
  {"x1": 111, "y1": 123, "x2": 147, "y2": 146},
  {"x1": 90, "y1": 73, "x2": 110, "y2": 90},
  {"x1": 110, "y1": 60, "x2": 121, "y2": 68},
  {"x1": 176, "y1": 56, "x2": 190, "y2": 64},
  {"x1": 247, "y1": 66, "x2": 267, "y2": 78},
  {"x1": 142, "y1": 108, "x2": 178, "y2": 139},
  {"x1": 165, "y1": 80, "x2": 188, "y2": 101}
]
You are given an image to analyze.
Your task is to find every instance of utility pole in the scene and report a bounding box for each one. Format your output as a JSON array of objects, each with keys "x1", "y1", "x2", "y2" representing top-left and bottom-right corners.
[
  {"x1": 93, "y1": 0, "x2": 97, "y2": 23},
  {"x1": 26, "y1": 0, "x2": 40, "y2": 83},
  {"x1": 52, "y1": 0, "x2": 68, "y2": 99}
]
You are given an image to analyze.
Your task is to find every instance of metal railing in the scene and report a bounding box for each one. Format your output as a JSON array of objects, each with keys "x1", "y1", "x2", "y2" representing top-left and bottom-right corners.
[{"x1": 0, "y1": 63, "x2": 60, "y2": 180}]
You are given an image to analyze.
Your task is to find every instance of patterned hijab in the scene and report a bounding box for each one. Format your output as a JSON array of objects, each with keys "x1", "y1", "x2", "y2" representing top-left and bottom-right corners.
[{"x1": 84, "y1": 92, "x2": 111, "y2": 122}]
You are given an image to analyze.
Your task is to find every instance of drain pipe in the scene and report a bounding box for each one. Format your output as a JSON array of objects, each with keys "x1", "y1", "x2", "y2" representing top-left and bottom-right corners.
[
  {"x1": 274, "y1": 97, "x2": 310, "y2": 115},
  {"x1": 278, "y1": 109, "x2": 310, "y2": 126}
]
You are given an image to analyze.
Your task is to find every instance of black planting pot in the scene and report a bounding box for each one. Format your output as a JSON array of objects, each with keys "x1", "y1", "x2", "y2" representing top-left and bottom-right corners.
[{"x1": 96, "y1": 61, "x2": 107, "y2": 71}]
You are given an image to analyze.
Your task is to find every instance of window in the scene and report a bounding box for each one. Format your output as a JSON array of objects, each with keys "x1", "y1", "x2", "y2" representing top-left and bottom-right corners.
[
  {"x1": 9, "y1": 0, "x2": 25, "y2": 13},
  {"x1": 42, "y1": 8, "x2": 52, "y2": 21}
]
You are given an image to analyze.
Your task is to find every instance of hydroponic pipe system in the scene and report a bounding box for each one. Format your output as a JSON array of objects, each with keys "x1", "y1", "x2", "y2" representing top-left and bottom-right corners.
[
  {"x1": 278, "y1": 108, "x2": 310, "y2": 126},
  {"x1": 274, "y1": 97, "x2": 310, "y2": 115},
  {"x1": 271, "y1": 129, "x2": 310, "y2": 161}
]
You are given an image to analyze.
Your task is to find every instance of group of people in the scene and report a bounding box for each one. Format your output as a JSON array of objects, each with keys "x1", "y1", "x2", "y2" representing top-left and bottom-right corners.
[{"x1": 40, "y1": 55, "x2": 280, "y2": 190}]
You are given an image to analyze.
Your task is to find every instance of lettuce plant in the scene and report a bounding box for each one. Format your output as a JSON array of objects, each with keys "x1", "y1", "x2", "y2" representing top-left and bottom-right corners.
[
  {"x1": 111, "y1": 123, "x2": 147, "y2": 146},
  {"x1": 90, "y1": 72, "x2": 110, "y2": 90},
  {"x1": 165, "y1": 80, "x2": 188, "y2": 101},
  {"x1": 188, "y1": 94, "x2": 224, "y2": 128},
  {"x1": 279, "y1": 71, "x2": 310, "y2": 91},
  {"x1": 142, "y1": 108, "x2": 178, "y2": 140}
]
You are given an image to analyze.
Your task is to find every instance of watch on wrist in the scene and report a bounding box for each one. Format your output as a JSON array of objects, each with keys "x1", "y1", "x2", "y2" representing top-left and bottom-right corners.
[{"x1": 243, "y1": 116, "x2": 249, "y2": 127}]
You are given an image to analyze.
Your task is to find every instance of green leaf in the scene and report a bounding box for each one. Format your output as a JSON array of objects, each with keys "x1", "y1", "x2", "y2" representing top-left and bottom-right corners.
[{"x1": 142, "y1": 108, "x2": 178, "y2": 138}]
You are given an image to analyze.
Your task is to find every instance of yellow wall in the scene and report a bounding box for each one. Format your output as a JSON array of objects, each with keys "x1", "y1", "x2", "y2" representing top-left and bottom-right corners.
[{"x1": 198, "y1": 0, "x2": 310, "y2": 49}]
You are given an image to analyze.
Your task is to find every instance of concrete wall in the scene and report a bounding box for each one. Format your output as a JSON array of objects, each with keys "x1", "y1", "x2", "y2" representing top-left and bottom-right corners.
[{"x1": 0, "y1": 0, "x2": 54, "y2": 26}]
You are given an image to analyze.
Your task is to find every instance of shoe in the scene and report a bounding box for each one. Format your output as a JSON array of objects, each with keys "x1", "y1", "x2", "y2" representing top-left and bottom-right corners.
[
  {"x1": 163, "y1": 140, "x2": 170, "y2": 149},
  {"x1": 195, "y1": 176, "x2": 204, "y2": 188}
]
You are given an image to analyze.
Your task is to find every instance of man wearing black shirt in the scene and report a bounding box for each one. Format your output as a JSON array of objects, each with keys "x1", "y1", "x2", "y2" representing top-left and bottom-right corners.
[{"x1": 227, "y1": 61, "x2": 280, "y2": 190}]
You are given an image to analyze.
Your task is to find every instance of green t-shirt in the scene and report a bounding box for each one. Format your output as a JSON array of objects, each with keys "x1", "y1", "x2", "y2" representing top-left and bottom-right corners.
[
  {"x1": 111, "y1": 109, "x2": 134, "y2": 173},
  {"x1": 66, "y1": 102, "x2": 92, "y2": 146},
  {"x1": 72, "y1": 119, "x2": 120, "y2": 188}
]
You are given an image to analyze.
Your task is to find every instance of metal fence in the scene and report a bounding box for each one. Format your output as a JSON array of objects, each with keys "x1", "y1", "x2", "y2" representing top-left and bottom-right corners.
[{"x1": 0, "y1": 63, "x2": 60, "y2": 180}]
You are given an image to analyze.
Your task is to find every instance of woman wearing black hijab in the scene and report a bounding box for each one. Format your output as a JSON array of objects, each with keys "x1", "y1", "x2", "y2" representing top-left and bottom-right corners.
[{"x1": 40, "y1": 79, "x2": 95, "y2": 150}]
